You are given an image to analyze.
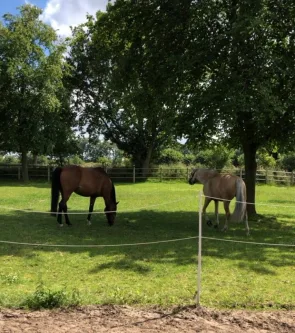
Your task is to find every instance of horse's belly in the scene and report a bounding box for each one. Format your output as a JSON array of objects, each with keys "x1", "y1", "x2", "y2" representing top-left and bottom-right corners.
[{"x1": 74, "y1": 186, "x2": 98, "y2": 197}]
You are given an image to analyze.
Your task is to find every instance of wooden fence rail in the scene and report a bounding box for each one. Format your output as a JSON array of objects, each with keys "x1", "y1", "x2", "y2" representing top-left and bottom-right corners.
[{"x1": 0, "y1": 164, "x2": 294, "y2": 185}]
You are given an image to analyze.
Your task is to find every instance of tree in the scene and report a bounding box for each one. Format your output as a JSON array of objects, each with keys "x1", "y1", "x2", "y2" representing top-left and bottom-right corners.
[
  {"x1": 157, "y1": 148, "x2": 184, "y2": 165},
  {"x1": 178, "y1": 0, "x2": 295, "y2": 215},
  {"x1": 68, "y1": 0, "x2": 192, "y2": 176},
  {"x1": 0, "y1": 5, "x2": 69, "y2": 180},
  {"x1": 78, "y1": 137, "x2": 125, "y2": 164},
  {"x1": 195, "y1": 145, "x2": 234, "y2": 170}
]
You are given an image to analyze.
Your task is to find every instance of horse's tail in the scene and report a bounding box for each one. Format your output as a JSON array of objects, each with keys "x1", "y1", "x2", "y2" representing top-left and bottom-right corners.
[
  {"x1": 230, "y1": 177, "x2": 247, "y2": 222},
  {"x1": 51, "y1": 167, "x2": 62, "y2": 217}
]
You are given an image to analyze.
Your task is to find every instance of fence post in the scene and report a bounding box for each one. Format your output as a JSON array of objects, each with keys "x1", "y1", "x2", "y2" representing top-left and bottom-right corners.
[
  {"x1": 292, "y1": 172, "x2": 294, "y2": 186},
  {"x1": 265, "y1": 170, "x2": 268, "y2": 184},
  {"x1": 196, "y1": 191, "x2": 203, "y2": 306},
  {"x1": 160, "y1": 167, "x2": 162, "y2": 182},
  {"x1": 133, "y1": 165, "x2": 135, "y2": 184},
  {"x1": 47, "y1": 166, "x2": 50, "y2": 182},
  {"x1": 18, "y1": 166, "x2": 21, "y2": 180}
]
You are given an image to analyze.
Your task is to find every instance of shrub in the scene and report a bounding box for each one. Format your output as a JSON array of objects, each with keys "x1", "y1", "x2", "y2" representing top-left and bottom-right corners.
[
  {"x1": 195, "y1": 146, "x2": 234, "y2": 170},
  {"x1": 281, "y1": 154, "x2": 295, "y2": 171},
  {"x1": 157, "y1": 148, "x2": 184, "y2": 165},
  {"x1": 22, "y1": 284, "x2": 81, "y2": 310},
  {"x1": 68, "y1": 155, "x2": 84, "y2": 165},
  {"x1": 155, "y1": 163, "x2": 188, "y2": 180}
]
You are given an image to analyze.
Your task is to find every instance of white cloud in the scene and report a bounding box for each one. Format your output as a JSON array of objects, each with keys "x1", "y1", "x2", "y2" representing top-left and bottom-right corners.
[{"x1": 41, "y1": 0, "x2": 110, "y2": 36}]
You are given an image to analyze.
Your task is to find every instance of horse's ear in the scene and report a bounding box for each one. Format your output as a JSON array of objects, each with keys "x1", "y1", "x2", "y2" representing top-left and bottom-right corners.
[{"x1": 116, "y1": 201, "x2": 119, "y2": 205}]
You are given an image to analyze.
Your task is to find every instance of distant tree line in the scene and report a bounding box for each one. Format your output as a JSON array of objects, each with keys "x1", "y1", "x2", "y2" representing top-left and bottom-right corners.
[{"x1": 2, "y1": 141, "x2": 295, "y2": 172}]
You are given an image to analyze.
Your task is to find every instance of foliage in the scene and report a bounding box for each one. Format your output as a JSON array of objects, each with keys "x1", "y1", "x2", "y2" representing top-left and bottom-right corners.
[
  {"x1": 68, "y1": 155, "x2": 84, "y2": 165},
  {"x1": 96, "y1": 156, "x2": 112, "y2": 167},
  {"x1": 157, "y1": 148, "x2": 184, "y2": 165},
  {"x1": 27, "y1": 154, "x2": 49, "y2": 165},
  {"x1": 1, "y1": 155, "x2": 20, "y2": 164},
  {"x1": 256, "y1": 149, "x2": 277, "y2": 169},
  {"x1": 0, "y1": 5, "x2": 71, "y2": 180},
  {"x1": 155, "y1": 163, "x2": 189, "y2": 180},
  {"x1": 177, "y1": 0, "x2": 295, "y2": 214},
  {"x1": 68, "y1": 0, "x2": 191, "y2": 172},
  {"x1": 78, "y1": 138, "x2": 125, "y2": 165},
  {"x1": 281, "y1": 153, "x2": 295, "y2": 171},
  {"x1": 195, "y1": 146, "x2": 234, "y2": 170}
]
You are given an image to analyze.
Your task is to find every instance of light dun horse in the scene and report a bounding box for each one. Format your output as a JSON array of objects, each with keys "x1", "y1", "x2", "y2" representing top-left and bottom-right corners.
[
  {"x1": 51, "y1": 165, "x2": 118, "y2": 227},
  {"x1": 189, "y1": 169, "x2": 249, "y2": 235}
]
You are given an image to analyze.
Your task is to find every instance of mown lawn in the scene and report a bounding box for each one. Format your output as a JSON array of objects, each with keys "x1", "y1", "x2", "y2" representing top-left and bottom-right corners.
[{"x1": 0, "y1": 180, "x2": 294, "y2": 309}]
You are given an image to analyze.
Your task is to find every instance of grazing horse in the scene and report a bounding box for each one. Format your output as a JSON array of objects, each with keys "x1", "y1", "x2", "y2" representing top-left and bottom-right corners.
[
  {"x1": 51, "y1": 165, "x2": 118, "y2": 226},
  {"x1": 189, "y1": 168, "x2": 249, "y2": 235}
]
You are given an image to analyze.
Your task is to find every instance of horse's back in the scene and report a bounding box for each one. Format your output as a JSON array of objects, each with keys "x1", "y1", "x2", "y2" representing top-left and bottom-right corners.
[
  {"x1": 204, "y1": 173, "x2": 240, "y2": 200},
  {"x1": 60, "y1": 165, "x2": 110, "y2": 197},
  {"x1": 60, "y1": 165, "x2": 82, "y2": 190}
]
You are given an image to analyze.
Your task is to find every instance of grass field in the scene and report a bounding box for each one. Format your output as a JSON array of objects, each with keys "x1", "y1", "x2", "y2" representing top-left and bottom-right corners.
[{"x1": 0, "y1": 180, "x2": 294, "y2": 309}]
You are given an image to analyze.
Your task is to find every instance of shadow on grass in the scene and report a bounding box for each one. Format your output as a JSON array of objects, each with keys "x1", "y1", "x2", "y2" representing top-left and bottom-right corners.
[{"x1": 0, "y1": 207, "x2": 294, "y2": 277}]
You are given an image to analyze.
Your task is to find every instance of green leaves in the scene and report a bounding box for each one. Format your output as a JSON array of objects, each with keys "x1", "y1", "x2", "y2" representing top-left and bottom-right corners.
[
  {"x1": 69, "y1": 1, "x2": 191, "y2": 169},
  {"x1": 0, "y1": 4, "x2": 73, "y2": 179}
]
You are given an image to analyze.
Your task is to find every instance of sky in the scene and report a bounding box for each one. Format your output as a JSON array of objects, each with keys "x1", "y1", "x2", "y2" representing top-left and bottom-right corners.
[{"x1": 0, "y1": 0, "x2": 110, "y2": 36}]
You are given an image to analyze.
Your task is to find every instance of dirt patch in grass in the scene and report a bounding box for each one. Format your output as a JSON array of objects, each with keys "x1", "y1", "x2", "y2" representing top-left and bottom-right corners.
[{"x1": 0, "y1": 305, "x2": 294, "y2": 332}]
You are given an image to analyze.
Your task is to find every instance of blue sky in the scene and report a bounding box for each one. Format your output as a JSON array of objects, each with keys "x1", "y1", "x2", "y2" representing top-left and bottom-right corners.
[
  {"x1": 0, "y1": 0, "x2": 109, "y2": 36},
  {"x1": 0, "y1": 1, "x2": 46, "y2": 17}
]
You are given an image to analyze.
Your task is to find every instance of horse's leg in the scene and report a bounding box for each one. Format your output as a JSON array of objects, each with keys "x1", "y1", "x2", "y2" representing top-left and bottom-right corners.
[
  {"x1": 57, "y1": 199, "x2": 64, "y2": 226},
  {"x1": 222, "y1": 201, "x2": 231, "y2": 232},
  {"x1": 87, "y1": 196, "x2": 96, "y2": 226},
  {"x1": 213, "y1": 200, "x2": 219, "y2": 229},
  {"x1": 63, "y1": 201, "x2": 72, "y2": 226},
  {"x1": 203, "y1": 197, "x2": 212, "y2": 227},
  {"x1": 58, "y1": 193, "x2": 72, "y2": 226},
  {"x1": 245, "y1": 211, "x2": 250, "y2": 236}
]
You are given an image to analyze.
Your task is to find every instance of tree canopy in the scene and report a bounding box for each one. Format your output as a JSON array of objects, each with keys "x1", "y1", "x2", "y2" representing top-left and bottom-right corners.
[
  {"x1": 177, "y1": 0, "x2": 295, "y2": 213},
  {"x1": 0, "y1": 5, "x2": 71, "y2": 180},
  {"x1": 68, "y1": 0, "x2": 191, "y2": 175}
]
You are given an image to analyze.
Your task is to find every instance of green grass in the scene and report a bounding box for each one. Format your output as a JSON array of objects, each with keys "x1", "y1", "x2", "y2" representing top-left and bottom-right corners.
[{"x1": 0, "y1": 180, "x2": 294, "y2": 310}]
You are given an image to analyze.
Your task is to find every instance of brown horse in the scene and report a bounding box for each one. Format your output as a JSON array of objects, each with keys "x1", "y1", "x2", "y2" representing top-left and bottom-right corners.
[
  {"x1": 189, "y1": 168, "x2": 249, "y2": 235},
  {"x1": 51, "y1": 165, "x2": 118, "y2": 226}
]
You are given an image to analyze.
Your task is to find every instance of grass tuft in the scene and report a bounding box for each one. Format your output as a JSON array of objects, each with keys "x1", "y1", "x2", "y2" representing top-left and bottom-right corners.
[{"x1": 22, "y1": 284, "x2": 81, "y2": 310}]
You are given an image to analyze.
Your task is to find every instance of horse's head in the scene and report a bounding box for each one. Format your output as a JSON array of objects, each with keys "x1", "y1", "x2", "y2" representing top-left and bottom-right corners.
[
  {"x1": 105, "y1": 201, "x2": 119, "y2": 226},
  {"x1": 188, "y1": 169, "x2": 198, "y2": 185}
]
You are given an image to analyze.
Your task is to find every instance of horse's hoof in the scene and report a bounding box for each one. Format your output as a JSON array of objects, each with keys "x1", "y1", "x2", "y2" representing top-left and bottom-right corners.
[
  {"x1": 207, "y1": 220, "x2": 213, "y2": 227},
  {"x1": 87, "y1": 220, "x2": 91, "y2": 226},
  {"x1": 214, "y1": 224, "x2": 219, "y2": 229},
  {"x1": 58, "y1": 224, "x2": 64, "y2": 227}
]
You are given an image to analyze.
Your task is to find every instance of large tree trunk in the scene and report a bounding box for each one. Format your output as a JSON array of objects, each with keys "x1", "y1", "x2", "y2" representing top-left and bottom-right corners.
[
  {"x1": 141, "y1": 145, "x2": 154, "y2": 178},
  {"x1": 242, "y1": 141, "x2": 257, "y2": 216},
  {"x1": 21, "y1": 149, "x2": 29, "y2": 182}
]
